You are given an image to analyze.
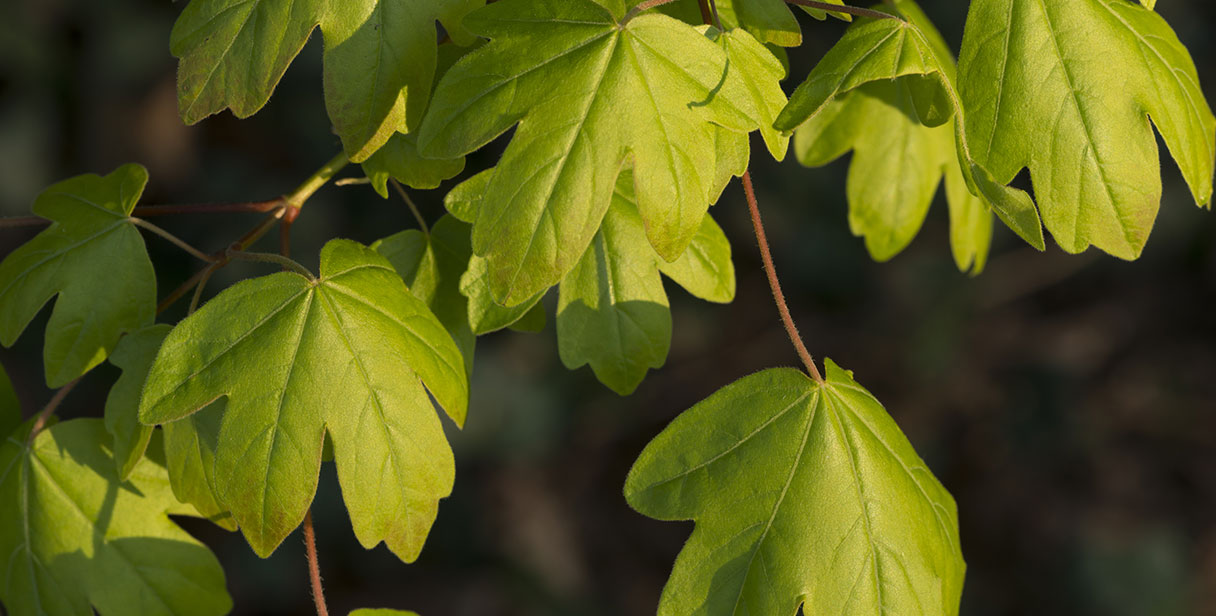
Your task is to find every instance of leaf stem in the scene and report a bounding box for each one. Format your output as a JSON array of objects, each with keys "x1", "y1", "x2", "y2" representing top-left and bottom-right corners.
[
  {"x1": 188, "y1": 264, "x2": 218, "y2": 315},
  {"x1": 783, "y1": 0, "x2": 901, "y2": 21},
  {"x1": 622, "y1": 0, "x2": 683, "y2": 24},
  {"x1": 226, "y1": 250, "x2": 314, "y2": 279},
  {"x1": 303, "y1": 510, "x2": 330, "y2": 616},
  {"x1": 129, "y1": 217, "x2": 217, "y2": 263},
  {"x1": 741, "y1": 170, "x2": 824, "y2": 383},
  {"x1": 697, "y1": 0, "x2": 722, "y2": 28},
  {"x1": 28, "y1": 377, "x2": 82, "y2": 443},
  {"x1": 390, "y1": 179, "x2": 429, "y2": 235}
]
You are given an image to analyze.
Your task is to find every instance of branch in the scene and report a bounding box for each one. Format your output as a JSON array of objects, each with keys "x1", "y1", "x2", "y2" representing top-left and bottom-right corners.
[
  {"x1": 783, "y1": 0, "x2": 902, "y2": 21},
  {"x1": 132, "y1": 199, "x2": 284, "y2": 217},
  {"x1": 741, "y1": 170, "x2": 824, "y2": 383},
  {"x1": 0, "y1": 216, "x2": 49, "y2": 229},
  {"x1": 302, "y1": 510, "x2": 330, "y2": 616}
]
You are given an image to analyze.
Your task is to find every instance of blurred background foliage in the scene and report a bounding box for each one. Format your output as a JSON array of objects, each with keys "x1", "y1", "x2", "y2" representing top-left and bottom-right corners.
[{"x1": 1, "y1": 1, "x2": 1215, "y2": 615}]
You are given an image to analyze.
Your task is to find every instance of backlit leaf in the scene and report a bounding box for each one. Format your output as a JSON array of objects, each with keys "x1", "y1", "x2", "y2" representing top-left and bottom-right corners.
[
  {"x1": 958, "y1": 0, "x2": 1214, "y2": 258},
  {"x1": 0, "y1": 164, "x2": 156, "y2": 387},
  {"x1": 625, "y1": 362, "x2": 964, "y2": 615},
  {"x1": 104, "y1": 325, "x2": 171, "y2": 480},
  {"x1": 0, "y1": 419, "x2": 231, "y2": 616},
  {"x1": 138, "y1": 240, "x2": 467, "y2": 561},
  {"x1": 417, "y1": 0, "x2": 765, "y2": 304}
]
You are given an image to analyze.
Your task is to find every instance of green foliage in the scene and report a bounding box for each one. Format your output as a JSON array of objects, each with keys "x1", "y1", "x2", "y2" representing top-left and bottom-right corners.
[
  {"x1": 0, "y1": 419, "x2": 231, "y2": 616},
  {"x1": 957, "y1": 0, "x2": 1214, "y2": 258},
  {"x1": 625, "y1": 362, "x2": 964, "y2": 614},
  {"x1": 170, "y1": 0, "x2": 466, "y2": 161},
  {"x1": 138, "y1": 240, "x2": 467, "y2": 561},
  {"x1": 0, "y1": 164, "x2": 156, "y2": 387},
  {"x1": 416, "y1": 0, "x2": 774, "y2": 305},
  {"x1": 1, "y1": 0, "x2": 1212, "y2": 613}
]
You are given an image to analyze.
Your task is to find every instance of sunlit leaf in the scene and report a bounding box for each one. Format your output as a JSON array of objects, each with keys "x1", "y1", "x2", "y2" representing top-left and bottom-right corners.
[
  {"x1": 0, "y1": 419, "x2": 231, "y2": 616},
  {"x1": 139, "y1": 240, "x2": 467, "y2": 561},
  {"x1": 0, "y1": 164, "x2": 155, "y2": 387},
  {"x1": 626, "y1": 362, "x2": 964, "y2": 615}
]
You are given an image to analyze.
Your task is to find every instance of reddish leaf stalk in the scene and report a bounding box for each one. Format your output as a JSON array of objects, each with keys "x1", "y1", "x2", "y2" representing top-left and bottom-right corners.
[
  {"x1": 303, "y1": 510, "x2": 330, "y2": 616},
  {"x1": 28, "y1": 377, "x2": 82, "y2": 442},
  {"x1": 741, "y1": 171, "x2": 824, "y2": 383}
]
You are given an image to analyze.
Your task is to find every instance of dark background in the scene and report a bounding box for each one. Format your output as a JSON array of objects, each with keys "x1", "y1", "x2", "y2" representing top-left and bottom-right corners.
[{"x1": 1, "y1": 1, "x2": 1214, "y2": 615}]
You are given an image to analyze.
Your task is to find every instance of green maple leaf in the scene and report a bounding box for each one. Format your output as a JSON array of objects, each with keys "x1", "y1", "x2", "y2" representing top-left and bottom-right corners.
[
  {"x1": 361, "y1": 133, "x2": 466, "y2": 198},
  {"x1": 374, "y1": 215, "x2": 477, "y2": 375},
  {"x1": 104, "y1": 325, "x2": 172, "y2": 481},
  {"x1": 138, "y1": 239, "x2": 467, "y2": 561},
  {"x1": 171, "y1": 0, "x2": 462, "y2": 161},
  {"x1": 790, "y1": 2, "x2": 992, "y2": 272},
  {"x1": 776, "y1": 5, "x2": 1047, "y2": 254},
  {"x1": 0, "y1": 364, "x2": 18, "y2": 440},
  {"x1": 0, "y1": 419, "x2": 231, "y2": 616},
  {"x1": 958, "y1": 0, "x2": 1214, "y2": 258},
  {"x1": 0, "y1": 164, "x2": 156, "y2": 387},
  {"x1": 558, "y1": 172, "x2": 734, "y2": 395},
  {"x1": 416, "y1": 0, "x2": 769, "y2": 305},
  {"x1": 625, "y1": 362, "x2": 964, "y2": 615}
]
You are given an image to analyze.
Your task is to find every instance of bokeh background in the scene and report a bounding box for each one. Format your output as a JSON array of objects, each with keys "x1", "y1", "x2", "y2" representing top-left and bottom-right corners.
[{"x1": 1, "y1": 1, "x2": 1215, "y2": 615}]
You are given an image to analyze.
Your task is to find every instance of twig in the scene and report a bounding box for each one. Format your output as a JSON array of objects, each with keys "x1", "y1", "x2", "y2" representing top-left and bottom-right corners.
[
  {"x1": 698, "y1": 0, "x2": 722, "y2": 28},
  {"x1": 741, "y1": 171, "x2": 824, "y2": 383},
  {"x1": 302, "y1": 510, "x2": 330, "y2": 616},
  {"x1": 784, "y1": 0, "x2": 901, "y2": 21},
  {"x1": 132, "y1": 199, "x2": 284, "y2": 216},
  {"x1": 188, "y1": 264, "x2": 218, "y2": 315},
  {"x1": 129, "y1": 217, "x2": 216, "y2": 264},
  {"x1": 27, "y1": 377, "x2": 82, "y2": 443},
  {"x1": 0, "y1": 216, "x2": 49, "y2": 229},
  {"x1": 390, "y1": 179, "x2": 429, "y2": 235}
]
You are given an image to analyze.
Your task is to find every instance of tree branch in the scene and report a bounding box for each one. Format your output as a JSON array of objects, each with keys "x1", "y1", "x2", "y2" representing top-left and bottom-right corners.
[
  {"x1": 741, "y1": 170, "x2": 824, "y2": 383},
  {"x1": 28, "y1": 377, "x2": 82, "y2": 443}
]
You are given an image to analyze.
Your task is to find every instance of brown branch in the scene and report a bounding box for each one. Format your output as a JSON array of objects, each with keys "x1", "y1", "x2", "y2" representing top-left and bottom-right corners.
[
  {"x1": 132, "y1": 199, "x2": 284, "y2": 217},
  {"x1": 302, "y1": 510, "x2": 330, "y2": 616},
  {"x1": 784, "y1": 0, "x2": 902, "y2": 21},
  {"x1": 741, "y1": 171, "x2": 824, "y2": 383},
  {"x1": 0, "y1": 216, "x2": 49, "y2": 229}
]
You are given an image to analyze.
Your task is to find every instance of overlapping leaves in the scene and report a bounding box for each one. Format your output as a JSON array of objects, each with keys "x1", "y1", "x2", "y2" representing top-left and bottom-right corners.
[
  {"x1": 0, "y1": 165, "x2": 156, "y2": 388},
  {"x1": 787, "y1": 0, "x2": 992, "y2": 271},
  {"x1": 170, "y1": 0, "x2": 479, "y2": 161},
  {"x1": 416, "y1": 0, "x2": 781, "y2": 305},
  {"x1": 0, "y1": 419, "x2": 231, "y2": 616},
  {"x1": 626, "y1": 362, "x2": 964, "y2": 615},
  {"x1": 138, "y1": 239, "x2": 468, "y2": 561}
]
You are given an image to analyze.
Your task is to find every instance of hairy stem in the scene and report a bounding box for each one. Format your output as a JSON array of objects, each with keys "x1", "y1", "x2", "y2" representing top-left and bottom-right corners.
[
  {"x1": 742, "y1": 171, "x2": 824, "y2": 383},
  {"x1": 188, "y1": 264, "x2": 218, "y2": 315},
  {"x1": 28, "y1": 377, "x2": 82, "y2": 443},
  {"x1": 784, "y1": 0, "x2": 901, "y2": 20},
  {"x1": 391, "y1": 179, "x2": 429, "y2": 235},
  {"x1": 303, "y1": 510, "x2": 330, "y2": 616},
  {"x1": 129, "y1": 217, "x2": 216, "y2": 263},
  {"x1": 622, "y1": 0, "x2": 682, "y2": 24},
  {"x1": 227, "y1": 250, "x2": 314, "y2": 279}
]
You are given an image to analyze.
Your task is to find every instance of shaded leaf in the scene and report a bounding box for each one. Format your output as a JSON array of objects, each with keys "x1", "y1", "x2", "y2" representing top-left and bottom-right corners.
[
  {"x1": 0, "y1": 419, "x2": 231, "y2": 616},
  {"x1": 104, "y1": 325, "x2": 171, "y2": 480},
  {"x1": 0, "y1": 364, "x2": 18, "y2": 440},
  {"x1": 0, "y1": 164, "x2": 156, "y2": 387},
  {"x1": 361, "y1": 134, "x2": 465, "y2": 197},
  {"x1": 625, "y1": 362, "x2": 964, "y2": 615},
  {"x1": 139, "y1": 240, "x2": 467, "y2": 561}
]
